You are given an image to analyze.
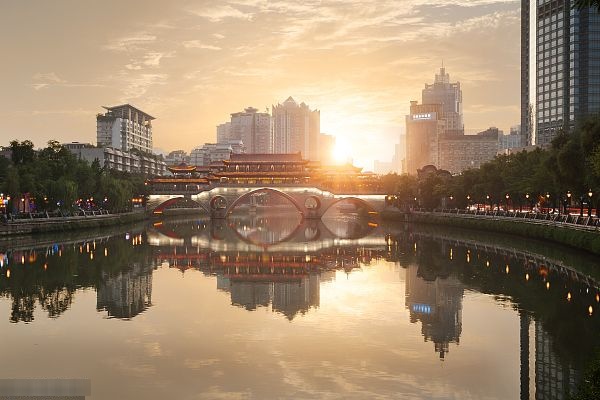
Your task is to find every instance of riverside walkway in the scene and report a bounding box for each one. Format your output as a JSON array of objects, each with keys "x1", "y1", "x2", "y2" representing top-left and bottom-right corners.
[{"x1": 410, "y1": 208, "x2": 600, "y2": 232}]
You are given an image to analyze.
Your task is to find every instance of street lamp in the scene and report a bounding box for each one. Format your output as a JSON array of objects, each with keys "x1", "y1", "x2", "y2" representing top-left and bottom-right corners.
[
  {"x1": 505, "y1": 193, "x2": 510, "y2": 212},
  {"x1": 546, "y1": 193, "x2": 550, "y2": 214},
  {"x1": 486, "y1": 194, "x2": 491, "y2": 211},
  {"x1": 565, "y1": 191, "x2": 572, "y2": 215},
  {"x1": 466, "y1": 195, "x2": 471, "y2": 211},
  {"x1": 588, "y1": 189, "x2": 593, "y2": 217}
]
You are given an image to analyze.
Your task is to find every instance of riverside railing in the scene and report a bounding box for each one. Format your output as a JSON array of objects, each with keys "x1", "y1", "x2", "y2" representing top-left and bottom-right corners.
[{"x1": 413, "y1": 208, "x2": 600, "y2": 231}]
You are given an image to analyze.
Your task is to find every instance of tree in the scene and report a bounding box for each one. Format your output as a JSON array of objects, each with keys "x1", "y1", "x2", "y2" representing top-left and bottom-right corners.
[{"x1": 9, "y1": 140, "x2": 35, "y2": 165}]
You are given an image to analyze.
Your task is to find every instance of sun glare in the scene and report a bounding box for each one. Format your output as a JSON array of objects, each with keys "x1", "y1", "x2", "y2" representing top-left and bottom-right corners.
[{"x1": 332, "y1": 140, "x2": 352, "y2": 164}]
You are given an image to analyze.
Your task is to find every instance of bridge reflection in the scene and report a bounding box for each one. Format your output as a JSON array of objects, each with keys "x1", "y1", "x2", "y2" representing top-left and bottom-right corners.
[{"x1": 148, "y1": 214, "x2": 387, "y2": 319}]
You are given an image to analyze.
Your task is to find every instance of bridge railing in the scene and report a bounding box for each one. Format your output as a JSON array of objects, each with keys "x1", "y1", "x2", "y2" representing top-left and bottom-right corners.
[{"x1": 411, "y1": 208, "x2": 600, "y2": 230}]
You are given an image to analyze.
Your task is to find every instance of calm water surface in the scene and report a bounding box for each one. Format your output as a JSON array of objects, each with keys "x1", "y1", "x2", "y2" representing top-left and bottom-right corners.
[{"x1": 1, "y1": 214, "x2": 599, "y2": 400}]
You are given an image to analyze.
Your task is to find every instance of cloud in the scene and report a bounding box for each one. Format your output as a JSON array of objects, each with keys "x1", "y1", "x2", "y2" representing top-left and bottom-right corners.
[
  {"x1": 188, "y1": 5, "x2": 251, "y2": 22},
  {"x1": 125, "y1": 51, "x2": 174, "y2": 70},
  {"x1": 182, "y1": 41, "x2": 222, "y2": 50},
  {"x1": 104, "y1": 33, "x2": 157, "y2": 52},
  {"x1": 30, "y1": 72, "x2": 103, "y2": 90}
]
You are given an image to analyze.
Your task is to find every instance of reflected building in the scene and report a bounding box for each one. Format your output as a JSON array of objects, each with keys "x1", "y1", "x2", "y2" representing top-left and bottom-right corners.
[
  {"x1": 97, "y1": 263, "x2": 153, "y2": 319},
  {"x1": 534, "y1": 320, "x2": 579, "y2": 400},
  {"x1": 405, "y1": 263, "x2": 464, "y2": 359}
]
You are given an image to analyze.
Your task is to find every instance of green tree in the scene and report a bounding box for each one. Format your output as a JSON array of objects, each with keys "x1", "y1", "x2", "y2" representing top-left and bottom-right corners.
[{"x1": 9, "y1": 140, "x2": 35, "y2": 165}]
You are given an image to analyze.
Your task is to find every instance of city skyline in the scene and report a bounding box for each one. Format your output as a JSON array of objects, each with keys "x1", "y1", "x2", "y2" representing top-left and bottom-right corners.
[{"x1": 1, "y1": 0, "x2": 521, "y2": 169}]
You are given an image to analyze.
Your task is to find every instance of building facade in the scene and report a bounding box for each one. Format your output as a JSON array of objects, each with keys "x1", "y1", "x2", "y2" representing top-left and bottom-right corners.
[
  {"x1": 438, "y1": 131, "x2": 499, "y2": 174},
  {"x1": 189, "y1": 140, "x2": 243, "y2": 167},
  {"x1": 216, "y1": 122, "x2": 232, "y2": 144},
  {"x1": 272, "y1": 97, "x2": 320, "y2": 160},
  {"x1": 230, "y1": 107, "x2": 271, "y2": 154},
  {"x1": 405, "y1": 102, "x2": 446, "y2": 174},
  {"x1": 522, "y1": 1, "x2": 600, "y2": 146},
  {"x1": 65, "y1": 142, "x2": 166, "y2": 176},
  {"x1": 97, "y1": 104, "x2": 154, "y2": 153},
  {"x1": 422, "y1": 67, "x2": 464, "y2": 134}
]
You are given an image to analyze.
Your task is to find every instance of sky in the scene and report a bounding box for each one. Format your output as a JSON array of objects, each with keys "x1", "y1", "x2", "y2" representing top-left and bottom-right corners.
[{"x1": 0, "y1": 0, "x2": 521, "y2": 169}]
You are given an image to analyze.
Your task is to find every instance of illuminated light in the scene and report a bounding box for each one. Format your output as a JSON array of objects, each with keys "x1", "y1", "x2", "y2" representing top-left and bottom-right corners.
[
  {"x1": 449, "y1": 249, "x2": 453, "y2": 260},
  {"x1": 414, "y1": 243, "x2": 417, "y2": 252},
  {"x1": 546, "y1": 282, "x2": 550, "y2": 290},
  {"x1": 220, "y1": 255, "x2": 227, "y2": 263},
  {"x1": 368, "y1": 211, "x2": 378, "y2": 215},
  {"x1": 6, "y1": 269, "x2": 10, "y2": 278},
  {"x1": 596, "y1": 294, "x2": 599, "y2": 303},
  {"x1": 305, "y1": 255, "x2": 311, "y2": 262},
  {"x1": 86, "y1": 243, "x2": 90, "y2": 253},
  {"x1": 466, "y1": 254, "x2": 470, "y2": 263},
  {"x1": 525, "y1": 273, "x2": 530, "y2": 281},
  {"x1": 368, "y1": 222, "x2": 378, "y2": 227},
  {"x1": 486, "y1": 261, "x2": 490, "y2": 267},
  {"x1": 58, "y1": 249, "x2": 62, "y2": 257},
  {"x1": 505, "y1": 265, "x2": 510, "y2": 274},
  {"x1": 567, "y1": 292, "x2": 572, "y2": 301},
  {"x1": 79, "y1": 245, "x2": 83, "y2": 253},
  {"x1": 125, "y1": 233, "x2": 130, "y2": 240},
  {"x1": 21, "y1": 256, "x2": 25, "y2": 264},
  {"x1": 90, "y1": 252, "x2": 94, "y2": 260},
  {"x1": 589, "y1": 306, "x2": 594, "y2": 316},
  {"x1": 44, "y1": 263, "x2": 48, "y2": 270},
  {"x1": 104, "y1": 248, "x2": 108, "y2": 257}
]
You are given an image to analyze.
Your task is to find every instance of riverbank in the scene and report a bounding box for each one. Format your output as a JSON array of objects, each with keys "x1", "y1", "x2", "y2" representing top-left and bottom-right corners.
[
  {"x1": 0, "y1": 210, "x2": 147, "y2": 237},
  {"x1": 381, "y1": 209, "x2": 600, "y2": 256}
]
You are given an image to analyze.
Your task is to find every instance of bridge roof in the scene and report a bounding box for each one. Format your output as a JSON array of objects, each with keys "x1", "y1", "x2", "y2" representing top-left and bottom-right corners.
[{"x1": 225, "y1": 153, "x2": 307, "y2": 164}]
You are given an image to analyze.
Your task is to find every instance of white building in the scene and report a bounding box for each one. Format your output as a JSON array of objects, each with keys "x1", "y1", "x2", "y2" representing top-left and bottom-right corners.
[
  {"x1": 64, "y1": 142, "x2": 166, "y2": 176},
  {"x1": 189, "y1": 140, "x2": 244, "y2": 167},
  {"x1": 272, "y1": 97, "x2": 320, "y2": 160},
  {"x1": 229, "y1": 107, "x2": 271, "y2": 154},
  {"x1": 97, "y1": 104, "x2": 154, "y2": 153},
  {"x1": 217, "y1": 122, "x2": 232, "y2": 143}
]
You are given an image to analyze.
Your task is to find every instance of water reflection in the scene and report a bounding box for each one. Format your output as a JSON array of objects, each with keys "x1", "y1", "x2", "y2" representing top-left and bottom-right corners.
[
  {"x1": 149, "y1": 214, "x2": 387, "y2": 320},
  {"x1": 1, "y1": 216, "x2": 600, "y2": 398}
]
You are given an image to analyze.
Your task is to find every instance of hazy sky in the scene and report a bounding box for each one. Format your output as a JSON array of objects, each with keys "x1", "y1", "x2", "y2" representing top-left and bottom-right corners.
[{"x1": 0, "y1": 0, "x2": 520, "y2": 169}]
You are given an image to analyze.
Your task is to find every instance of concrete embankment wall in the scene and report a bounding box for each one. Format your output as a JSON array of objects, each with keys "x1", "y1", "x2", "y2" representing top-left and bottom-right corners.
[
  {"x1": 0, "y1": 211, "x2": 147, "y2": 237},
  {"x1": 381, "y1": 209, "x2": 600, "y2": 255}
]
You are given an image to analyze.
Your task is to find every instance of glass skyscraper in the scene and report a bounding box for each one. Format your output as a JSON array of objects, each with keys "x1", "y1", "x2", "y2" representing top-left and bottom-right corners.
[{"x1": 521, "y1": 1, "x2": 600, "y2": 146}]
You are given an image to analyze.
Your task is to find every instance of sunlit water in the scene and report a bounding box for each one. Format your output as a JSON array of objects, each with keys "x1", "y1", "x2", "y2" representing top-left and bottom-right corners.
[{"x1": 1, "y1": 214, "x2": 599, "y2": 400}]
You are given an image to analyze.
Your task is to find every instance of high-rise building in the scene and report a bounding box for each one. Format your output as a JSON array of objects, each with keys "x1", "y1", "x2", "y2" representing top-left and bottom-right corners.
[
  {"x1": 522, "y1": 1, "x2": 600, "y2": 146},
  {"x1": 422, "y1": 67, "x2": 464, "y2": 134},
  {"x1": 405, "y1": 102, "x2": 446, "y2": 174},
  {"x1": 272, "y1": 97, "x2": 320, "y2": 160},
  {"x1": 97, "y1": 104, "x2": 154, "y2": 153},
  {"x1": 216, "y1": 122, "x2": 232, "y2": 143},
  {"x1": 229, "y1": 107, "x2": 271, "y2": 154}
]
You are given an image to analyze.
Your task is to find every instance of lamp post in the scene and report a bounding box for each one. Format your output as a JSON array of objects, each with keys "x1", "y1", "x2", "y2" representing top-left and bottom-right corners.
[
  {"x1": 566, "y1": 191, "x2": 572, "y2": 215},
  {"x1": 467, "y1": 194, "x2": 471, "y2": 211},
  {"x1": 505, "y1": 193, "x2": 510, "y2": 213},
  {"x1": 546, "y1": 193, "x2": 550, "y2": 214},
  {"x1": 449, "y1": 195, "x2": 454, "y2": 210},
  {"x1": 588, "y1": 189, "x2": 593, "y2": 217},
  {"x1": 486, "y1": 194, "x2": 491, "y2": 211},
  {"x1": 525, "y1": 193, "x2": 531, "y2": 212}
]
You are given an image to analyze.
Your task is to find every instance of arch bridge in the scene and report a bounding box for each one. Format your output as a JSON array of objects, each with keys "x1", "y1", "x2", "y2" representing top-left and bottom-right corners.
[{"x1": 146, "y1": 185, "x2": 387, "y2": 219}]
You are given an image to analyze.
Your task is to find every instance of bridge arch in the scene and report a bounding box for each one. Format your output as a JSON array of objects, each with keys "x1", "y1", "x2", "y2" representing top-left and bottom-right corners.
[
  {"x1": 321, "y1": 197, "x2": 376, "y2": 217},
  {"x1": 225, "y1": 188, "x2": 305, "y2": 217},
  {"x1": 152, "y1": 197, "x2": 207, "y2": 215}
]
